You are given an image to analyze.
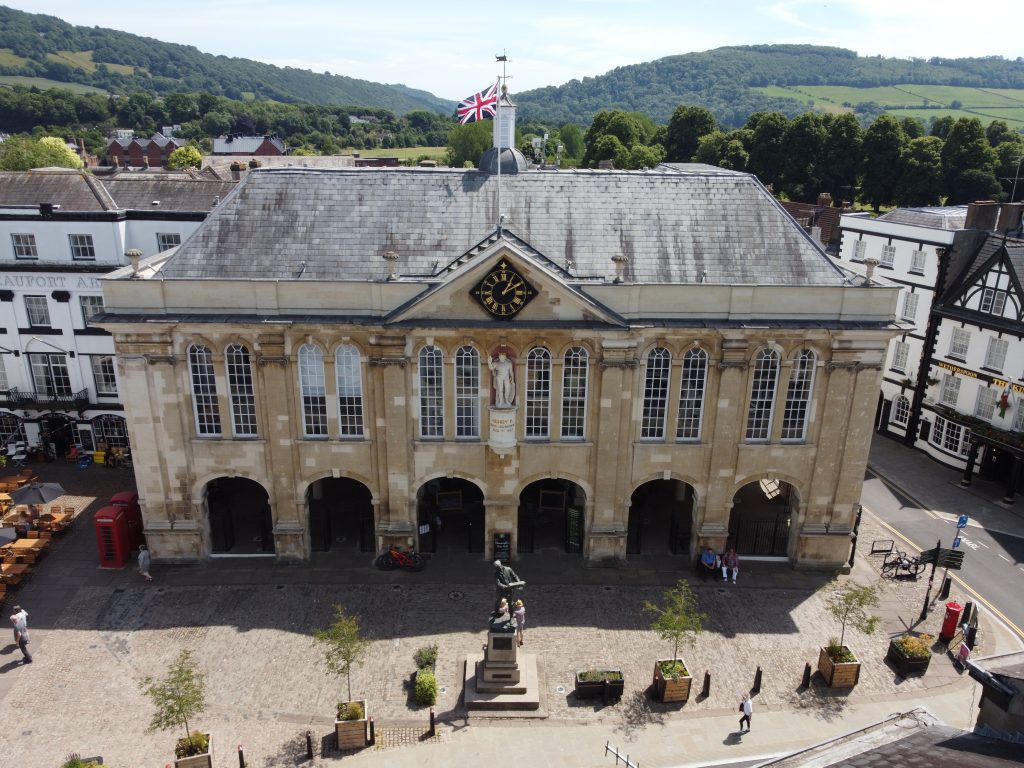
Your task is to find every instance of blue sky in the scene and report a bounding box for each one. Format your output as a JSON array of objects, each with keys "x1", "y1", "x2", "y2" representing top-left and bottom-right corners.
[{"x1": 14, "y1": 0, "x2": 1021, "y2": 100}]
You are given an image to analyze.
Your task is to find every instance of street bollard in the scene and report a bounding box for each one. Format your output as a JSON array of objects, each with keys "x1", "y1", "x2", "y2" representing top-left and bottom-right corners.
[
  {"x1": 801, "y1": 662, "x2": 812, "y2": 688},
  {"x1": 368, "y1": 716, "x2": 375, "y2": 746},
  {"x1": 305, "y1": 730, "x2": 313, "y2": 761},
  {"x1": 429, "y1": 707, "x2": 436, "y2": 737},
  {"x1": 238, "y1": 744, "x2": 245, "y2": 768},
  {"x1": 939, "y1": 576, "x2": 952, "y2": 600},
  {"x1": 701, "y1": 671, "x2": 711, "y2": 698},
  {"x1": 752, "y1": 666, "x2": 762, "y2": 694},
  {"x1": 963, "y1": 601, "x2": 974, "y2": 626}
]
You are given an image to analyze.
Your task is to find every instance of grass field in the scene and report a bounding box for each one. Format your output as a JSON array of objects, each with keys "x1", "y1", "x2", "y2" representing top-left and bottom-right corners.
[
  {"x1": 0, "y1": 48, "x2": 28, "y2": 67},
  {"x1": 45, "y1": 50, "x2": 136, "y2": 75},
  {"x1": 754, "y1": 83, "x2": 1024, "y2": 129},
  {"x1": 0, "y1": 75, "x2": 107, "y2": 94},
  {"x1": 345, "y1": 146, "x2": 448, "y2": 162}
]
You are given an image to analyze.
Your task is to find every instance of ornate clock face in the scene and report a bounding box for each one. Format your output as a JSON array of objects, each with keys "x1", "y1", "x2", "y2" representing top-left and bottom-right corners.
[{"x1": 471, "y1": 260, "x2": 536, "y2": 319}]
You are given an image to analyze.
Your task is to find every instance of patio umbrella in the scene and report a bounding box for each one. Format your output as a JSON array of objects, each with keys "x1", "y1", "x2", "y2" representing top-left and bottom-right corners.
[{"x1": 10, "y1": 482, "x2": 66, "y2": 506}]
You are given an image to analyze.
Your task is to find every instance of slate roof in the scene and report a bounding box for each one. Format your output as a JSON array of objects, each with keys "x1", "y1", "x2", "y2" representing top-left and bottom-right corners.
[
  {"x1": 0, "y1": 169, "x2": 235, "y2": 213},
  {"x1": 819, "y1": 726, "x2": 1024, "y2": 768},
  {"x1": 879, "y1": 206, "x2": 968, "y2": 230},
  {"x1": 158, "y1": 166, "x2": 848, "y2": 286}
]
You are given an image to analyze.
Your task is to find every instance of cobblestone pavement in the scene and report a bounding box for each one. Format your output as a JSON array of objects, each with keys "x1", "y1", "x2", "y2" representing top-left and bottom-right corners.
[{"x1": 0, "y1": 455, "x2": 1012, "y2": 767}]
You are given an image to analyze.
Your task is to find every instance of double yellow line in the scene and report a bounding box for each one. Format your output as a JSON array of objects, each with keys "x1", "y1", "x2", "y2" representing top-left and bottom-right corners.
[{"x1": 867, "y1": 508, "x2": 1024, "y2": 645}]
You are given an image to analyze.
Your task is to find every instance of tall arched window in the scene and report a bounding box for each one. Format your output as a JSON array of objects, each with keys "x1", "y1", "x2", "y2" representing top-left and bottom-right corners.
[
  {"x1": 641, "y1": 347, "x2": 671, "y2": 439},
  {"x1": 455, "y1": 345, "x2": 480, "y2": 438},
  {"x1": 892, "y1": 395, "x2": 910, "y2": 426},
  {"x1": 419, "y1": 345, "x2": 444, "y2": 438},
  {"x1": 226, "y1": 343, "x2": 257, "y2": 437},
  {"x1": 560, "y1": 346, "x2": 589, "y2": 440},
  {"x1": 525, "y1": 347, "x2": 551, "y2": 439},
  {"x1": 188, "y1": 344, "x2": 221, "y2": 437},
  {"x1": 677, "y1": 347, "x2": 708, "y2": 441},
  {"x1": 781, "y1": 349, "x2": 816, "y2": 441},
  {"x1": 335, "y1": 344, "x2": 364, "y2": 438},
  {"x1": 745, "y1": 348, "x2": 779, "y2": 441},
  {"x1": 298, "y1": 344, "x2": 327, "y2": 437}
]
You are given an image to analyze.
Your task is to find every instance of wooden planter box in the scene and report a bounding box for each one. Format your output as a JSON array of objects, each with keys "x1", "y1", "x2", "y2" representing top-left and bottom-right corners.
[
  {"x1": 818, "y1": 646, "x2": 861, "y2": 688},
  {"x1": 574, "y1": 670, "x2": 624, "y2": 700},
  {"x1": 886, "y1": 639, "x2": 931, "y2": 676},
  {"x1": 653, "y1": 659, "x2": 692, "y2": 703},
  {"x1": 335, "y1": 700, "x2": 368, "y2": 750},
  {"x1": 174, "y1": 733, "x2": 212, "y2": 768}
]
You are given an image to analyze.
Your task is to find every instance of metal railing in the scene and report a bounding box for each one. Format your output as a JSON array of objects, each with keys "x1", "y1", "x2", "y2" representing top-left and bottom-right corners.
[{"x1": 2, "y1": 387, "x2": 91, "y2": 411}]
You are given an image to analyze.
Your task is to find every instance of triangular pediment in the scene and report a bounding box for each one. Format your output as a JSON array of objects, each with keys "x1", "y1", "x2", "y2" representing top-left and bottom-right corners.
[{"x1": 386, "y1": 233, "x2": 626, "y2": 327}]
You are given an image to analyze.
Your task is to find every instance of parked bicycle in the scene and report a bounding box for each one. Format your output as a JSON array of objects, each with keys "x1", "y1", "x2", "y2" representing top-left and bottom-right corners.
[
  {"x1": 375, "y1": 545, "x2": 426, "y2": 572},
  {"x1": 881, "y1": 549, "x2": 925, "y2": 578}
]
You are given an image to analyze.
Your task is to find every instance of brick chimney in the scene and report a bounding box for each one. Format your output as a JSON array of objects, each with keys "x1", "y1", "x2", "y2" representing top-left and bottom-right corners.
[
  {"x1": 996, "y1": 203, "x2": 1023, "y2": 232},
  {"x1": 816, "y1": 192, "x2": 833, "y2": 208},
  {"x1": 964, "y1": 200, "x2": 998, "y2": 230}
]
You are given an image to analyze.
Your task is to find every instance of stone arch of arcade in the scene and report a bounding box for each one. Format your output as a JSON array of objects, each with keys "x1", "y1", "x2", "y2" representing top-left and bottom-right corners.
[
  {"x1": 516, "y1": 477, "x2": 587, "y2": 555},
  {"x1": 727, "y1": 475, "x2": 802, "y2": 558},
  {"x1": 415, "y1": 475, "x2": 486, "y2": 554},
  {"x1": 202, "y1": 475, "x2": 274, "y2": 556},
  {"x1": 305, "y1": 474, "x2": 376, "y2": 555},
  {"x1": 627, "y1": 477, "x2": 698, "y2": 556}
]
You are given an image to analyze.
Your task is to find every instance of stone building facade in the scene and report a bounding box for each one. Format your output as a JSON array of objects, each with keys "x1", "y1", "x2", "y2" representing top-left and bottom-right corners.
[{"x1": 99, "y1": 163, "x2": 899, "y2": 570}]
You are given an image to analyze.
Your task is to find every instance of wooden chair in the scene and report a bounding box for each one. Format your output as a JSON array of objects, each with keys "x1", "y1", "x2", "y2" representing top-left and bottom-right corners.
[
  {"x1": 26, "y1": 530, "x2": 39, "y2": 539},
  {"x1": 39, "y1": 530, "x2": 52, "y2": 540}
]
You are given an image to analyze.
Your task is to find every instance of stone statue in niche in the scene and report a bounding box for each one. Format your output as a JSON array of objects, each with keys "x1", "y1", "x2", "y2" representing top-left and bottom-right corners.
[{"x1": 488, "y1": 352, "x2": 515, "y2": 408}]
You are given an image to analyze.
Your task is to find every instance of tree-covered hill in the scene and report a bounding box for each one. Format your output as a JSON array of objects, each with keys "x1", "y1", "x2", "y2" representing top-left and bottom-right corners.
[
  {"x1": 515, "y1": 45, "x2": 1024, "y2": 127},
  {"x1": 0, "y1": 5, "x2": 453, "y2": 114}
]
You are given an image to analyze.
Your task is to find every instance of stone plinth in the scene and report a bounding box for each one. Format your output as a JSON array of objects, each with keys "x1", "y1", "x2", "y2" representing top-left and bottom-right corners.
[
  {"x1": 488, "y1": 406, "x2": 517, "y2": 454},
  {"x1": 464, "y1": 613, "x2": 541, "y2": 712}
]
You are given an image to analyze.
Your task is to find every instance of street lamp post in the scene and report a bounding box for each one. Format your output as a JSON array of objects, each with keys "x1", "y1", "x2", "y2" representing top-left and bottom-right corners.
[{"x1": 1011, "y1": 155, "x2": 1024, "y2": 204}]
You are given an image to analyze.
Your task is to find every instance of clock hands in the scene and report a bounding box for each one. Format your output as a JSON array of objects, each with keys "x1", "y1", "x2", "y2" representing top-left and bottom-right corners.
[{"x1": 502, "y1": 279, "x2": 522, "y2": 296}]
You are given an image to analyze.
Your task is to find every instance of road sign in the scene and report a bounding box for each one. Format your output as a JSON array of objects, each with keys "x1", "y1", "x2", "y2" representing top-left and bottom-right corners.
[
  {"x1": 936, "y1": 549, "x2": 965, "y2": 569},
  {"x1": 953, "y1": 537, "x2": 962, "y2": 549},
  {"x1": 919, "y1": 548, "x2": 938, "y2": 564},
  {"x1": 957, "y1": 515, "x2": 969, "y2": 529}
]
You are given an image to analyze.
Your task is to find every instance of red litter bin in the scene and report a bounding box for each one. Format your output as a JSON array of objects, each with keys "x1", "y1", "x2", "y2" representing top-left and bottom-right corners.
[
  {"x1": 939, "y1": 601, "x2": 963, "y2": 642},
  {"x1": 95, "y1": 505, "x2": 140, "y2": 568}
]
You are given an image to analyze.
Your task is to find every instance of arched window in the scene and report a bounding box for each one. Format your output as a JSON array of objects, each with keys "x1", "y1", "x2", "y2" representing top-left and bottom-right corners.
[
  {"x1": 225, "y1": 343, "x2": 257, "y2": 437},
  {"x1": 745, "y1": 348, "x2": 779, "y2": 441},
  {"x1": 455, "y1": 345, "x2": 480, "y2": 438},
  {"x1": 525, "y1": 347, "x2": 551, "y2": 439},
  {"x1": 677, "y1": 347, "x2": 707, "y2": 441},
  {"x1": 298, "y1": 344, "x2": 327, "y2": 437},
  {"x1": 335, "y1": 344, "x2": 364, "y2": 438},
  {"x1": 188, "y1": 344, "x2": 221, "y2": 437},
  {"x1": 781, "y1": 349, "x2": 816, "y2": 441},
  {"x1": 419, "y1": 345, "x2": 444, "y2": 438},
  {"x1": 560, "y1": 346, "x2": 589, "y2": 440},
  {"x1": 641, "y1": 347, "x2": 671, "y2": 439},
  {"x1": 892, "y1": 395, "x2": 910, "y2": 426}
]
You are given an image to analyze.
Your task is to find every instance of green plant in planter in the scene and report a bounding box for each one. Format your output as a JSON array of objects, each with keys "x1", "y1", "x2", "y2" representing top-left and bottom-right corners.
[
  {"x1": 658, "y1": 659, "x2": 689, "y2": 677},
  {"x1": 823, "y1": 580, "x2": 880, "y2": 659},
  {"x1": 826, "y1": 637, "x2": 857, "y2": 663},
  {"x1": 61, "y1": 755, "x2": 104, "y2": 768},
  {"x1": 644, "y1": 579, "x2": 706, "y2": 671},
  {"x1": 892, "y1": 633, "x2": 932, "y2": 659},
  {"x1": 414, "y1": 643, "x2": 438, "y2": 670},
  {"x1": 140, "y1": 648, "x2": 208, "y2": 759},
  {"x1": 314, "y1": 604, "x2": 371, "y2": 703},
  {"x1": 336, "y1": 701, "x2": 365, "y2": 721},
  {"x1": 578, "y1": 670, "x2": 623, "y2": 682},
  {"x1": 415, "y1": 668, "x2": 438, "y2": 705}
]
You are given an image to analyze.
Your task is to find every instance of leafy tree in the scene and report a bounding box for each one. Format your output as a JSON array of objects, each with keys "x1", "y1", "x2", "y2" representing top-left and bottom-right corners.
[
  {"x1": 744, "y1": 111, "x2": 789, "y2": 186},
  {"x1": 948, "y1": 168, "x2": 1002, "y2": 204},
  {"x1": 994, "y1": 139, "x2": 1024, "y2": 201},
  {"x1": 780, "y1": 112, "x2": 827, "y2": 201},
  {"x1": 445, "y1": 120, "x2": 491, "y2": 168},
  {"x1": 929, "y1": 115, "x2": 955, "y2": 140},
  {"x1": 140, "y1": 648, "x2": 207, "y2": 756},
  {"x1": 823, "y1": 580, "x2": 880, "y2": 649},
  {"x1": 861, "y1": 114, "x2": 907, "y2": 210},
  {"x1": 900, "y1": 117, "x2": 925, "y2": 140},
  {"x1": 313, "y1": 604, "x2": 371, "y2": 703},
  {"x1": 644, "y1": 579, "x2": 706, "y2": 662},
  {"x1": 583, "y1": 110, "x2": 648, "y2": 166},
  {"x1": 665, "y1": 105, "x2": 718, "y2": 162},
  {"x1": 942, "y1": 118, "x2": 998, "y2": 203},
  {"x1": 985, "y1": 119, "x2": 1017, "y2": 147},
  {"x1": 821, "y1": 112, "x2": 862, "y2": 202},
  {"x1": 694, "y1": 130, "x2": 749, "y2": 170},
  {"x1": 590, "y1": 134, "x2": 630, "y2": 169},
  {"x1": 628, "y1": 142, "x2": 666, "y2": 169},
  {"x1": 167, "y1": 144, "x2": 202, "y2": 170},
  {"x1": 896, "y1": 136, "x2": 944, "y2": 206},
  {"x1": 559, "y1": 123, "x2": 584, "y2": 160},
  {"x1": 0, "y1": 135, "x2": 83, "y2": 170}
]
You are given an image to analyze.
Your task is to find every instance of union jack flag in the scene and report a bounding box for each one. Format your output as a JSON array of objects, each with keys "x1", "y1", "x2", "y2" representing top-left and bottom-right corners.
[{"x1": 456, "y1": 83, "x2": 498, "y2": 124}]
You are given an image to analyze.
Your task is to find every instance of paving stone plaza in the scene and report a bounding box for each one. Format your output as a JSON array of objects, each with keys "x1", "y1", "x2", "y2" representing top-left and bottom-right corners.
[{"x1": 0, "y1": 448, "x2": 1017, "y2": 767}]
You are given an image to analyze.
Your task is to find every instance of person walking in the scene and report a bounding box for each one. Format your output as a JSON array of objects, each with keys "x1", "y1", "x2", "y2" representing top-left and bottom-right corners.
[
  {"x1": 10, "y1": 605, "x2": 31, "y2": 664},
  {"x1": 513, "y1": 599, "x2": 526, "y2": 646},
  {"x1": 721, "y1": 548, "x2": 740, "y2": 584},
  {"x1": 739, "y1": 694, "x2": 753, "y2": 731},
  {"x1": 137, "y1": 544, "x2": 153, "y2": 582}
]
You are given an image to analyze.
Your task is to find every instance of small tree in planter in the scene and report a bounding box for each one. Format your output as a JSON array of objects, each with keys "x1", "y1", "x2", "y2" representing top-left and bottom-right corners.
[
  {"x1": 819, "y1": 580, "x2": 880, "y2": 688},
  {"x1": 314, "y1": 604, "x2": 371, "y2": 749},
  {"x1": 141, "y1": 648, "x2": 211, "y2": 768},
  {"x1": 644, "y1": 579, "x2": 706, "y2": 703}
]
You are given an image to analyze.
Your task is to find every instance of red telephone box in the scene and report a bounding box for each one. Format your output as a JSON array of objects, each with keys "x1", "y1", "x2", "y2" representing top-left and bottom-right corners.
[{"x1": 94, "y1": 504, "x2": 144, "y2": 568}]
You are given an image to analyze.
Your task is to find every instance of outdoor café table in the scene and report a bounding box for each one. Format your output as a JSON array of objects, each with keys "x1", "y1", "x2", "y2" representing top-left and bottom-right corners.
[
  {"x1": 1, "y1": 537, "x2": 48, "y2": 562},
  {"x1": 0, "y1": 562, "x2": 29, "y2": 582},
  {"x1": 0, "y1": 475, "x2": 27, "y2": 487}
]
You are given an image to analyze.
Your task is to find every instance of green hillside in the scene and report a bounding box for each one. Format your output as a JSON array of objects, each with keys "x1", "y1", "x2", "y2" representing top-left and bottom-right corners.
[{"x1": 0, "y1": 5, "x2": 453, "y2": 115}]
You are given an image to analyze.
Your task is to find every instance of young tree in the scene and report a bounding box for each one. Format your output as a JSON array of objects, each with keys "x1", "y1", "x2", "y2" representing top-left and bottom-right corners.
[
  {"x1": 644, "y1": 579, "x2": 706, "y2": 662},
  {"x1": 823, "y1": 580, "x2": 880, "y2": 649},
  {"x1": 141, "y1": 648, "x2": 207, "y2": 756},
  {"x1": 167, "y1": 145, "x2": 203, "y2": 170},
  {"x1": 314, "y1": 604, "x2": 371, "y2": 703}
]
